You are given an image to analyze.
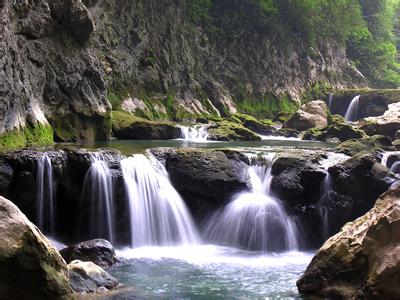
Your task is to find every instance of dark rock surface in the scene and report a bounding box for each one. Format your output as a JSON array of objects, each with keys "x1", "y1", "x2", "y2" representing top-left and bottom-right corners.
[
  {"x1": 60, "y1": 239, "x2": 119, "y2": 268},
  {"x1": 152, "y1": 148, "x2": 251, "y2": 219}
]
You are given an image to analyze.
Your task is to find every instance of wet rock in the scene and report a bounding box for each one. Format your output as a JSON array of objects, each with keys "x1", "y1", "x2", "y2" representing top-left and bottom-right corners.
[
  {"x1": 207, "y1": 120, "x2": 261, "y2": 141},
  {"x1": 0, "y1": 157, "x2": 13, "y2": 194},
  {"x1": 68, "y1": 260, "x2": 119, "y2": 293},
  {"x1": 270, "y1": 151, "x2": 326, "y2": 205},
  {"x1": 284, "y1": 100, "x2": 328, "y2": 131},
  {"x1": 297, "y1": 185, "x2": 400, "y2": 299},
  {"x1": 60, "y1": 239, "x2": 119, "y2": 268},
  {"x1": 152, "y1": 148, "x2": 251, "y2": 219},
  {"x1": 329, "y1": 152, "x2": 396, "y2": 217},
  {"x1": 0, "y1": 196, "x2": 71, "y2": 299}
]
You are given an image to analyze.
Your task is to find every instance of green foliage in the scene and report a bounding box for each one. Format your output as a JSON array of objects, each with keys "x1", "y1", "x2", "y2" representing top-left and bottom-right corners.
[
  {"x1": 183, "y1": 0, "x2": 213, "y2": 24},
  {"x1": 0, "y1": 123, "x2": 54, "y2": 152}
]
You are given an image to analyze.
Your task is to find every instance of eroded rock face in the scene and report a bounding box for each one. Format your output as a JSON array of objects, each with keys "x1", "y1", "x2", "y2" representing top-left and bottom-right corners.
[
  {"x1": 297, "y1": 184, "x2": 400, "y2": 299},
  {"x1": 60, "y1": 239, "x2": 119, "y2": 268},
  {"x1": 68, "y1": 260, "x2": 119, "y2": 293},
  {"x1": 0, "y1": 196, "x2": 71, "y2": 299},
  {"x1": 285, "y1": 100, "x2": 329, "y2": 131},
  {"x1": 0, "y1": 0, "x2": 111, "y2": 142}
]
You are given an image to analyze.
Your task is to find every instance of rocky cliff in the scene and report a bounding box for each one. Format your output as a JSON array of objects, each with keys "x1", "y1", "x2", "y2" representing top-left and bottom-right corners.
[{"x1": 0, "y1": 0, "x2": 366, "y2": 148}]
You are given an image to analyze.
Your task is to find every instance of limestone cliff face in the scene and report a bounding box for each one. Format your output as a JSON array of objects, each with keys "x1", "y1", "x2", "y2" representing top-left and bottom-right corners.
[
  {"x1": 0, "y1": 0, "x2": 110, "y2": 142},
  {"x1": 0, "y1": 0, "x2": 366, "y2": 143}
]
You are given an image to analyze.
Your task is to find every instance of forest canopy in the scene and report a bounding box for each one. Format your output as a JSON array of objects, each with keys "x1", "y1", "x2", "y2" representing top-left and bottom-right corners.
[{"x1": 185, "y1": 0, "x2": 400, "y2": 87}]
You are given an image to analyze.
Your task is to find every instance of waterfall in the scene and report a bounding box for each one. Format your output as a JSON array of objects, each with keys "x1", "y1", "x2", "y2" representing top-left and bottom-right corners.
[
  {"x1": 179, "y1": 125, "x2": 209, "y2": 142},
  {"x1": 381, "y1": 151, "x2": 400, "y2": 168},
  {"x1": 327, "y1": 93, "x2": 333, "y2": 112},
  {"x1": 36, "y1": 153, "x2": 55, "y2": 235},
  {"x1": 203, "y1": 154, "x2": 300, "y2": 252},
  {"x1": 121, "y1": 154, "x2": 200, "y2": 248},
  {"x1": 81, "y1": 153, "x2": 116, "y2": 243},
  {"x1": 344, "y1": 95, "x2": 360, "y2": 122}
]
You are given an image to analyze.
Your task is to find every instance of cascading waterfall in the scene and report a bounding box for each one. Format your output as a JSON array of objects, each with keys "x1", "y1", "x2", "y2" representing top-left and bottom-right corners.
[
  {"x1": 179, "y1": 125, "x2": 209, "y2": 142},
  {"x1": 344, "y1": 95, "x2": 360, "y2": 122},
  {"x1": 318, "y1": 153, "x2": 349, "y2": 239},
  {"x1": 36, "y1": 153, "x2": 55, "y2": 235},
  {"x1": 81, "y1": 153, "x2": 116, "y2": 243},
  {"x1": 390, "y1": 162, "x2": 400, "y2": 174},
  {"x1": 203, "y1": 153, "x2": 300, "y2": 252},
  {"x1": 121, "y1": 154, "x2": 200, "y2": 248}
]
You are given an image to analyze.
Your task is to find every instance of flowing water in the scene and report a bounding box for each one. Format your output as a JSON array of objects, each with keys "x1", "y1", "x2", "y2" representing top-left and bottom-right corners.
[
  {"x1": 36, "y1": 153, "x2": 55, "y2": 235},
  {"x1": 203, "y1": 154, "x2": 300, "y2": 252},
  {"x1": 327, "y1": 93, "x2": 333, "y2": 112},
  {"x1": 345, "y1": 95, "x2": 360, "y2": 122},
  {"x1": 81, "y1": 153, "x2": 116, "y2": 243},
  {"x1": 121, "y1": 154, "x2": 200, "y2": 248},
  {"x1": 178, "y1": 125, "x2": 209, "y2": 142}
]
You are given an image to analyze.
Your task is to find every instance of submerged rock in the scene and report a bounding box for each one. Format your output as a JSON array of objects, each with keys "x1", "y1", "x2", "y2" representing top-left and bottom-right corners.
[
  {"x1": 0, "y1": 196, "x2": 71, "y2": 299},
  {"x1": 60, "y1": 239, "x2": 119, "y2": 268},
  {"x1": 284, "y1": 100, "x2": 328, "y2": 131},
  {"x1": 297, "y1": 184, "x2": 400, "y2": 299},
  {"x1": 68, "y1": 260, "x2": 119, "y2": 293}
]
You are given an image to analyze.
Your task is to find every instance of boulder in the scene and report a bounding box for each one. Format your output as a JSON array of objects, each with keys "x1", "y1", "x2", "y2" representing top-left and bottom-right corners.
[
  {"x1": 303, "y1": 114, "x2": 367, "y2": 142},
  {"x1": 284, "y1": 100, "x2": 328, "y2": 131},
  {"x1": 0, "y1": 196, "x2": 71, "y2": 299},
  {"x1": 152, "y1": 148, "x2": 251, "y2": 218},
  {"x1": 207, "y1": 120, "x2": 261, "y2": 141},
  {"x1": 359, "y1": 102, "x2": 400, "y2": 140},
  {"x1": 337, "y1": 135, "x2": 393, "y2": 156},
  {"x1": 60, "y1": 239, "x2": 118, "y2": 268},
  {"x1": 329, "y1": 152, "x2": 397, "y2": 217},
  {"x1": 297, "y1": 184, "x2": 400, "y2": 299},
  {"x1": 112, "y1": 111, "x2": 181, "y2": 140},
  {"x1": 68, "y1": 260, "x2": 119, "y2": 293},
  {"x1": 270, "y1": 151, "x2": 326, "y2": 205}
]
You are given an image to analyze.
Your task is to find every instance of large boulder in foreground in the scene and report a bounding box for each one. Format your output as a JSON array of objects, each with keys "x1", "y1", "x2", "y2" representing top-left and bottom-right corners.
[
  {"x1": 285, "y1": 100, "x2": 328, "y2": 131},
  {"x1": 0, "y1": 196, "x2": 70, "y2": 299},
  {"x1": 60, "y1": 239, "x2": 119, "y2": 268},
  {"x1": 68, "y1": 260, "x2": 119, "y2": 293},
  {"x1": 297, "y1": 184, "x2": 400, "y2": 299},
  {"x1": 151, "y1": 148, "x2": 251, "y2": 218}
]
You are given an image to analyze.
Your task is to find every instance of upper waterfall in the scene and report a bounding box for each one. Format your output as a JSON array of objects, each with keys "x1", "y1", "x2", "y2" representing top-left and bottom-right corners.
[{"x1": 344, "y1": 95, "x2": 360, "y2": 122}]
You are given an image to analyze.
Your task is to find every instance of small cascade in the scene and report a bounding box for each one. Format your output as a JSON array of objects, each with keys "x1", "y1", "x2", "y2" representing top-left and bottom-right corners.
[
  {"x1": 179, "y1": 125, "x2": 209, "y2": 142},
  {"x1": 381, "y1": 151, "x2": 400, "y2": 169},
  {"x1": 317, "y1": 153, "x2": 349, "y2": 240},
  {"x1": 203, "y1": 153, "x2": 300, "y2": 252},
  {"x1": 36, "y1": 153, "x2": 55, "y2": 235},
  {"x1": 121, "y1": 154, "x2": 200, "y2": 248},
  {"x1": 344, "y1": 95, "x2": 360, "y2": 122},
  {"x1": 327, "y1": 93, "x2": 333, "y2": 112},
  {"x1": 81, "y1": 153, "x2": 116, "y2": 243}
]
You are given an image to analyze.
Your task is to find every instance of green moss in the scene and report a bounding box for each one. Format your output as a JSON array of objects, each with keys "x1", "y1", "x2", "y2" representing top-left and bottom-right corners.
[
  {"x1": 0, "y1": 123, "x2": 54, "y2": 152},
  {"x1": 301, "y1": 81, "x2": 333, "y2": 102},
  {"x1": 207, "y1": 120, "x2": 261, "y2": 141},
  {"x1": 236, "y1": 93, "x2": 298, "y2": 119}
]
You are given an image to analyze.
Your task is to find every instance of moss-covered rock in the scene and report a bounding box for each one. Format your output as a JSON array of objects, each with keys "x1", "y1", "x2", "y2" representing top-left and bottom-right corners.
[
  {"x1": 234, "y1": 113, "x2": 276, "y2": 135},
  {"x1": 0, "y1": 123, "x2": 54, "y2": 152},
  {"x1": 304, "y1": 114, "x2": 366, "y2": 142},
  {"x1": 111, "y1": 111, "x2": 181, "y2": 140},
  {"x1": 207, "y1": 120, "x2": 261, "y2": 141},
  {"x1": 337, "y1": 135, "x2": 393, "y2": 156}
]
